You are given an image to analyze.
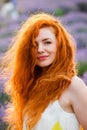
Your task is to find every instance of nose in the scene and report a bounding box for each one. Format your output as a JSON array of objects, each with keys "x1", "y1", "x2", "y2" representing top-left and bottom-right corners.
[{"x1": 37, "y1": 43, "x2": 44, "y2": 53}]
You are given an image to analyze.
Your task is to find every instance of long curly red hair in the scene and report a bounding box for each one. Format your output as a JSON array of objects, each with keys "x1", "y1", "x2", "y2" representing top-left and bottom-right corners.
[{"x1": 2, "y1": 12, "x2": 77, "y2": 130}]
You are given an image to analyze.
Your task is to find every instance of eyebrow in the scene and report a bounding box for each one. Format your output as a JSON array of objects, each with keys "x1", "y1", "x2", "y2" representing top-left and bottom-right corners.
[{"x1": 42, "y1": 38, "x2": 51, "y2": 41}]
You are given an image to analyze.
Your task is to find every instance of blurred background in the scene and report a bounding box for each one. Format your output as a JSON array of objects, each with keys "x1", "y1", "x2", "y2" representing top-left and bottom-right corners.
[{"x1": 0, "y1": 0, "x2": 87, "y2": 129}]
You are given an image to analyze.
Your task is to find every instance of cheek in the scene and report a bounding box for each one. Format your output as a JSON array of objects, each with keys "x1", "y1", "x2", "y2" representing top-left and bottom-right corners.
[
  {"x1": 52, "y1": 45, "x2": 57, "y2": 54},
  {"x1": 49, "y1": 44, "x2": 57, "y2": 52},
  {"x1": 52, "y1": 46, "x2": 57, "y2": 59}
]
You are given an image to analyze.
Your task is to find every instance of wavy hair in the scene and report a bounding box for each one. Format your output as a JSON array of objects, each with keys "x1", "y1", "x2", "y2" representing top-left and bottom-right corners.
[{"x1": 1, "y1": 12, "x2": 77, "y2": 130}]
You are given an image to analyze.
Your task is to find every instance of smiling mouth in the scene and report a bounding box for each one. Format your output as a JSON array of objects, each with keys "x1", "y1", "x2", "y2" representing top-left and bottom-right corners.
[{"x1": 37, "y1": 56, "x2": 49, "y2": 60}]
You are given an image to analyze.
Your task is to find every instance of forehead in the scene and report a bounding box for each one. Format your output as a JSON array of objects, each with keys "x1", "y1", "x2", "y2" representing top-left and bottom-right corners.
[{"x1": 35, "y1": 27, "x2": 56, "y2": 41}]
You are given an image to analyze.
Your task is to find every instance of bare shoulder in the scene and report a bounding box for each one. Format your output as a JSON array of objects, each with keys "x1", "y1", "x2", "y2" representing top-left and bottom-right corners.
[
  {"x1": 69, "y1": 76, "x2": 87, "y2": 129},
  {"x1": 69, "y1": 75, "x2": 87, "y2": 93},
  {"x1": 69, "y1": 75, "x2": 87, "y2": 104}
]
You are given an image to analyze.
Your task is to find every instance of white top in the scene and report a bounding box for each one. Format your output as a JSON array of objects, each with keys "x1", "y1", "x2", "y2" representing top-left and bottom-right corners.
[{"x1": 23, "y1": 101, "x2": 80, "y2": 130}]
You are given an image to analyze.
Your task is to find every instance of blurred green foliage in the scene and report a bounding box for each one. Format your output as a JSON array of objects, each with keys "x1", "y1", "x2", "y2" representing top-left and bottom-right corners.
[
  {"x1": 54, "y1": 8, "x2": 65, "y2": 16},
  {"x1": 78, "y1": 61, "x2": 87, "y2": 76},
  {"x1": 0, "y1": 92, "x2": 10, "y2": 105}
]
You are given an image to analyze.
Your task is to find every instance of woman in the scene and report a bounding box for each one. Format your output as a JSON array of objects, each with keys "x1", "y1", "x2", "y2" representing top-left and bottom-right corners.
[{"x1": 2, "y1": 12, "x2": 87, "y2": 130}]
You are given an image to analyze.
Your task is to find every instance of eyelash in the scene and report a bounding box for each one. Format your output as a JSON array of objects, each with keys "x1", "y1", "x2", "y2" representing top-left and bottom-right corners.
[
  {"x1": 35, "y1": 41, "x2": 52, "y2": 47},
  {"x1": 45, "y1": 41, "x2": 52, "y2": 44}
]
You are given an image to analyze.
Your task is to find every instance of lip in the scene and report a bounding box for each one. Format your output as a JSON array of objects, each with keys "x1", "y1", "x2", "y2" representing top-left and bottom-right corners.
[{"x1": 37, "y1": 55, "x2": 49, "y2": 60}]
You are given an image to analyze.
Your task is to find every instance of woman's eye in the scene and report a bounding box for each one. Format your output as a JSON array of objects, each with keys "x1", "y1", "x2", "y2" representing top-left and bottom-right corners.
[{"x1": 45, "y1": 41, "x2": 51, "y2": 44}]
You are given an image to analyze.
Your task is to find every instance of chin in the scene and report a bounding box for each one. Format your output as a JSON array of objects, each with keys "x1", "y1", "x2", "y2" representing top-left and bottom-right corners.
[
  {"x1": 36, "y1": 61, "x2": 53, "y2": 67},
  {"x1": 37, "y1": 63, "x2": 52, "y2": 67},
  {"x1": 38, "y1": 65, "x2": 48, "y2": 67}
]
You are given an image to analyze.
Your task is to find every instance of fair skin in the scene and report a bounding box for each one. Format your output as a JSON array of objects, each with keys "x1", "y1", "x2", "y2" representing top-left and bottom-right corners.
[
  {"x1": 59, "y1": 76, "x2": 87, "y2": 130},
  {"x1": 35, "y1": 27, "x2": 57, "y2": 68},
  {"x1": 35, "y1": 27, "x2": 87, "y2": 129}
]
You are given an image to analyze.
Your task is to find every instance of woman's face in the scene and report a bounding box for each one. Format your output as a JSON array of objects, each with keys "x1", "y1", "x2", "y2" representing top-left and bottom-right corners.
[{"x1": 35, "y1": 27, "x2": 57, "y2": 67}]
